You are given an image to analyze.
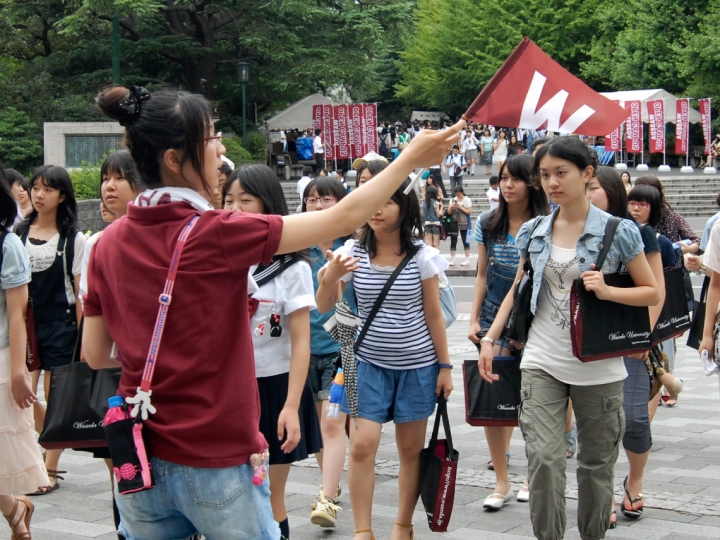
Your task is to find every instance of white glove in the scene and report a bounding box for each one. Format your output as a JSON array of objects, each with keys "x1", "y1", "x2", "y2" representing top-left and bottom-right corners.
[{"x1": 126, "y1": 388, "x2": 157, "y2": 420}]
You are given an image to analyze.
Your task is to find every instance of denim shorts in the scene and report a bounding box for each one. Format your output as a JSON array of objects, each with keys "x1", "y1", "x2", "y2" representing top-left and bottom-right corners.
[
  {"x1": 308, "y1": 351, "x2": 340, "y2": 402},
  {"x1": 340, "y1": 361, "x2": 438, "y2": 424},
  {"x1": 116, "y1": 457, "x2": 279, "y2": 540}
]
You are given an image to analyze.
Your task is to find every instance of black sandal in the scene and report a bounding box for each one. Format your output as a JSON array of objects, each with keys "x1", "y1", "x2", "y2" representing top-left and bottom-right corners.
[
  {"x1": 620, "y1": 476, "x2": 643, "y2": 519},
  {"x1": 27, "y1": 469, "x2": 66, "y2": 496}
]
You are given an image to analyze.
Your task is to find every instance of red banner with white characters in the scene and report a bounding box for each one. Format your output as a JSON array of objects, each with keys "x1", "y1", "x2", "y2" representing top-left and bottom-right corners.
[
  {"x1": 322, "y1": 104, "x2": 334, "y2": 160},
  {"x1": 647, "y1": 100, "x2": 665, "y2": 153},
  {"x1": 349, "y1": 104, "x2": 364, "y2": 159},
  {"x1": 625, "y1": 100, "x2": 642, "y2": 153},
  {"x1": 604, "y1": 103, "x2": 622, "y2": 151},
  {"x1": 363, "y1": 103, "x2": 378, "y2": 154},
  {"x1": 312, "y1": 105, "x2": 322, "y2": 134},
  {"x1": 675, "y1": 98, "x2": 690, "y2": 154},
  {"x1": 334, "y1": 105, "x2": 350, "y2": 159},
  {"x1": 700, "y1": 99, "x2": 712, "y2": 155}
]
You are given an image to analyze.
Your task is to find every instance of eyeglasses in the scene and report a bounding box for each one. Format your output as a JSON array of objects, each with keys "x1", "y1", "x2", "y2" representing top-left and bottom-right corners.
[
  {"x1": 628, "y1": 201, "x2": 649, "y2": 209},
  {"x1": 205, "y1": 132, "x2": 223, "y2": 143},
  {"x1": 304, "y1": 196, "x2": 338, "y2": 205}
]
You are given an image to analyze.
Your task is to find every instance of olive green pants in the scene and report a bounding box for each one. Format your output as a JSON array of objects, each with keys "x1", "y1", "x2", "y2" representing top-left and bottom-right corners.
[{"x1": 519, "y1": 369, "x2": 625, "y2": 540}]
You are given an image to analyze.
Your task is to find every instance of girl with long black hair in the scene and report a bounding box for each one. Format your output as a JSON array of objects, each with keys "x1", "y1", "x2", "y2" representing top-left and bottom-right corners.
[
  {"x1": 15, "y1": 165, "x2": 85, "y2": 497},
  {"x1": 316, "y1": 178, "x2": 453, "y2": 540},
  {"x1": 224, "y1": 165, "x2": 321, "y2": 540},
  {"x1": 469, "y1": 154, "x2": 548, "y2": 508}
]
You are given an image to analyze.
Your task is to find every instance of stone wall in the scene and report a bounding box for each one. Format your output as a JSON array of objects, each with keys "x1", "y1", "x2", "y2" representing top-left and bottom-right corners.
[{"x1": 77, "y1": 199, "x2": 107, "y2": 234}]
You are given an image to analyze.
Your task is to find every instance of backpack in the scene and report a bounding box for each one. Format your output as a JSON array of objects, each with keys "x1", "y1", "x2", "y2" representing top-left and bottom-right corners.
[{"x1": 380, "y1": 135, "x2": 389, "y2": 154}]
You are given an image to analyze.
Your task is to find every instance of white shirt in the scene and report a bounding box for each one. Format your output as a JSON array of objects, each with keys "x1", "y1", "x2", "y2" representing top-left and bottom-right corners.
[
  {"x1": 462, "y1": 136, "x2": 478, "y2": 152},
  {"x1": 313, "y1": 135, "x2": 324, "y2": 155},
  {"x1": 251, "y1": 260, "x2": 316, "y2": 378},
  {"x1": 486, "y1": 187, "x2": 500, "y2": 211},
  {"x1": 297, "y1": 175, "x2": 312, "y2": 198},
  {"x1": 25, "y1": 231, "x2": 86, "y2": 306},
  {"x1": 79, "y1": 232, "x2": 102, "y2": 309},
  {"x1": 521, "y1": 245, "x2": 627, "y2": 385}
]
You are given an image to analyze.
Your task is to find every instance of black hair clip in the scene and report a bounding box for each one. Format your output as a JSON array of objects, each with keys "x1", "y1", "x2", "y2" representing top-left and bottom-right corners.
[{"x1": 118, "y1": 86, "x2": 150, "y2": 127}]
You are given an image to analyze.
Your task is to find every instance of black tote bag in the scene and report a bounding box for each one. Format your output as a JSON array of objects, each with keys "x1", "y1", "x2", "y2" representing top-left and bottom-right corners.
[
  {"x1": 687, "y1": 276, "x2": 710, "y2": 350},
  {"x1": 463, "y1": 358, "x2": 521, "y2": 426},
  {"x1": 419, "y1": 397, "x2": 459, "y2": 532},
  {"x1": 651, "y1": 266, "x2": 691, "y2": 345},
  {"x1": 38, "y1": 319, "x2": 122, "y2": 450},
  {"x1": 570, "y1": 217, "x2": 652, "y2": 362}
]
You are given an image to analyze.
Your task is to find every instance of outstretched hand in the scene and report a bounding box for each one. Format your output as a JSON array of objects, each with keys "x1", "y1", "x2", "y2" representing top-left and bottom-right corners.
[
  {"x1": 323, "y1": 251, "x2": 360, "y2": 284},
  {"x1": 399, "y1": 120, "x2": 466, "y2": 170}
]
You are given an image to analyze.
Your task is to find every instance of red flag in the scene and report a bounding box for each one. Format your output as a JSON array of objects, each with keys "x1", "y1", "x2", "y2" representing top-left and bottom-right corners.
[
  {"x1": 312, "y1": 105, "x2": 322, "y2": 134},
  {"x1": 675, "y1": 99, "x2": 689, "y2": 154},
  {"x1": 322, "y1": 104, "x2": 334, "y2": 161},
  {"x1": 625, "y1": 101, "x2": 642, "y2": 153},
  {"x1": 699, "y1": 99, "x2": 712, "y2": 155},
  {"x1": 334, "y1": 105, "x2": 350, "y2": 160},
  {"x1": 363, "y1": 103, "x2": 378, "y2": 154},
  {"x1": 349, "y1": 104, "x2": 364, "y2": 159},
  {"x1": 465, "y1": 38, "x2": 627, "y2": 136},
  {"x1": 647, "y1": 100, "x2": 665, "y2": 153}
]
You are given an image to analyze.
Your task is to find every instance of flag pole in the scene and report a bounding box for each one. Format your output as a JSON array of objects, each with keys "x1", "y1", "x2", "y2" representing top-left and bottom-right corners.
[
  {"x1": 705, "y1": 98, "x2": 716, "y2": 174},
  {"x1": 637, "y1": 121, "x2": 648, "y2": 171},
  {"x1": 680, "y1": 97, "x2": 694, "y2": 173}
]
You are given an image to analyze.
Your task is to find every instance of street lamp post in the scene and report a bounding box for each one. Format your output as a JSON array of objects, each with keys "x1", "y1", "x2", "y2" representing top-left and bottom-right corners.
[{"x1": 237, "y1": 61, "x2": 249, "y2": 148}]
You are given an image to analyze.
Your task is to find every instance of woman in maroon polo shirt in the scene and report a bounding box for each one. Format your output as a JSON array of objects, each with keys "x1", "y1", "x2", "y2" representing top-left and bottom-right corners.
[{"x1": 82, "y1": 85, "x2": 463, "y2": 540}]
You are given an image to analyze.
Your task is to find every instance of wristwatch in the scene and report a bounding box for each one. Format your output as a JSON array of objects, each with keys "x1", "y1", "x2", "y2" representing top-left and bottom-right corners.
[
  {"x1": 480, "y1": 336, "x2": 496, "y2": 346},
  {"x1": 438, "y1": 363, "x2": 454, "y2": 369}
]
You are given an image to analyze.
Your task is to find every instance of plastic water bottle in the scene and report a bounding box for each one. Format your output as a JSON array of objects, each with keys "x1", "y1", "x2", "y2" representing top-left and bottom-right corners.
[{"x1": 104, "y1": 395, "x2": 127, "y2": 426}]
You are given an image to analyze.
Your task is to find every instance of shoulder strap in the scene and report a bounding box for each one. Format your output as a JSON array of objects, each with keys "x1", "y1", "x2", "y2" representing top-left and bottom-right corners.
[
  {"x1": 595, "y1": 216, "x2": 622, "y2": 270},
  {"x1": 0, "y1": 230, "x2": 7, "y2": 273},
  {"x1": 252, "y1": 254, "x2": 301, "y2": 288},
  {"x1": 127, "y1": 216, "x2": 199, "y2": 420},
  {"x1": 64, "y1": 229, "x2": 77, "y2": 290},
  {"x1": 354, "y1": 250, "x2": 414, "y2": 353}
]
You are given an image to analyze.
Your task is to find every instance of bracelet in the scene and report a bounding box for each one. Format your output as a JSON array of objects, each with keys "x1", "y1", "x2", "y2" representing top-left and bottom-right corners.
[
  {"x1": 480, "y1": 336, "x2": 496, "y2": 345},
  {"x1": 438, "y1": 363, "x2": 453, "y2": 369}
]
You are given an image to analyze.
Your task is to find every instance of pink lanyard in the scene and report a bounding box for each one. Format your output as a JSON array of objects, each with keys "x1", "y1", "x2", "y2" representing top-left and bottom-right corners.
[{"x1": 139, "y1": 216, "x2": 198, "y2": 392}]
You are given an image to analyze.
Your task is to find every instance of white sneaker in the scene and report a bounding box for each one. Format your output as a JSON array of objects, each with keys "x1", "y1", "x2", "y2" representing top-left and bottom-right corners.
[
  {"x1": 460, "y1": 260, "x2": 470, "y2": 266},
  {"x1": 516, "y1": 484, "x2": 529, "y2": 503},
  {"x1": 449, "y1": 261, "x2": 455, "y2": 266},
  {"x1": 483, "y1": 486, "x2": 514, "y2": 510}
]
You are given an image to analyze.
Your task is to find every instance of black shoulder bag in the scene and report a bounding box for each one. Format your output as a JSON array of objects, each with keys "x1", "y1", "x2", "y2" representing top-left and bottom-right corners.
[
  {"x1": 501, "y1": 217, "x2": 544, "y2": 346},
  {"x1": 570, "y1": 217, "x2": 652, "y2": 361}
]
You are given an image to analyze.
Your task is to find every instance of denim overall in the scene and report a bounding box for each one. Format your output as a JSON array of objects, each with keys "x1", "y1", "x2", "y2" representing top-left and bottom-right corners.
[
  {"x1": 479, "y1": 234, "x2": 518, "y2": 348},
  {"x1": 22, "y1": 231, "x2": 78, "y2": 370}
]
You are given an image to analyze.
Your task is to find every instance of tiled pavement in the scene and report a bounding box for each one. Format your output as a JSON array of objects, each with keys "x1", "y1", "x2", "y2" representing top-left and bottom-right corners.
[{"x1": 7, "y1": 320, "x2": 720, "y2": 540}]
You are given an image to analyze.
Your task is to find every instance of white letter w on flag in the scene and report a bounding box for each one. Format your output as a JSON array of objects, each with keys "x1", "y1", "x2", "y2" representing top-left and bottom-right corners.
[{"x1": 520, "y1": 72, "x2": 595, "y2": 133}]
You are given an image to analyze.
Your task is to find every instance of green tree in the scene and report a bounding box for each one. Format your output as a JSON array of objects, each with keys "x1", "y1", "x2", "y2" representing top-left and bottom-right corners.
[{"x1": 0, "y1": 107, "x2": 43, "y2": 172}]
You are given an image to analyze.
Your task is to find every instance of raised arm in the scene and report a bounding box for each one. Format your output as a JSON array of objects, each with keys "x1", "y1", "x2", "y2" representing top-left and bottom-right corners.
[{"x1": 276, "y1": 122, "x2": 464, "y2": 255}]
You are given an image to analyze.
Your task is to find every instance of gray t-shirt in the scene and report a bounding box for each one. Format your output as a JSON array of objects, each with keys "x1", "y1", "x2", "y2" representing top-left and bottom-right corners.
[{"x1": 0, "y1": 233, "x2": 31, "y2": 349}]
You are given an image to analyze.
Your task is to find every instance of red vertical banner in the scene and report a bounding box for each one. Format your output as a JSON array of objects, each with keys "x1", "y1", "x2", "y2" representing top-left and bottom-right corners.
[
  {"x1": 349, "y1": 104, "x2": 364, "y2": 159},
  {"x1": 625, "y1": 100, "x2": 642, "y2": 153},
  {"x1": 604, "y1": 125, "x2": 621, "y2": 152},
  {"x1": 675, "y1": 98, "x2": 689, "y2": 154},
  {"x1": 334, "y1": 105, "x2": 350, "y2": 160},
  {"x1": 312, "y1": 105, "x2": 322, "y2": 134},
  {"x1": 699, "y1": 99, "x2": 712, "y2": 155},
  {"x1": 322, "y1": 104, "x2": 334, "y2": 161},
  {"x1": 363, "y1": 103, "x2": 378, "y2": 154},
  {"x1": 647, "y1": 100, "x2": 665, "y2": 153}
]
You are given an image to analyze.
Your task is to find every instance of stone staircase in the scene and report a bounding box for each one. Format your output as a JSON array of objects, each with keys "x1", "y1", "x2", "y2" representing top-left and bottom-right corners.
[{"x1": 281, "y1": 174, "x2": 720, "y2": 219}]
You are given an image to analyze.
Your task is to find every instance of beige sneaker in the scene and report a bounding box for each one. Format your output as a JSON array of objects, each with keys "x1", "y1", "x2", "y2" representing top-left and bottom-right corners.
[
  {"x1": 311, "y1": 486, "x2": 341, "y2": 510},
  {"x1": 310, "y1": 495, "x2": 342, "y2": 527}
]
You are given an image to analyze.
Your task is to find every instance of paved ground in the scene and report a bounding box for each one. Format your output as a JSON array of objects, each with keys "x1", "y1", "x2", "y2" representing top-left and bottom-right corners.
[
  {"x1": 8, "y1": 322, "x2": 720, "y2": 540},
  {"x1": 7, "y1": 213, "x2": 720, "y2": 540}
]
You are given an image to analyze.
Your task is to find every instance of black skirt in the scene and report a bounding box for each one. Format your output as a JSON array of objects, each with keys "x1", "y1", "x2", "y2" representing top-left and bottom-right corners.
[{"x1": 258, "y1": 372, "x2": 323, "y2": 465}]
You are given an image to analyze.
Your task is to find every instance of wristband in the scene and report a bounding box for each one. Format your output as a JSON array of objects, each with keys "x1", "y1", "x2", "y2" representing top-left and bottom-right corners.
[{"x1": 438, "y1": 363, "x2": 453, "y2": 369}]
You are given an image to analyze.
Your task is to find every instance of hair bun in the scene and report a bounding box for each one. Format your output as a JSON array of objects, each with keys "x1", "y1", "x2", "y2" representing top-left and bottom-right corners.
[{"x1": 96, "y1": 86, "x2": 150, "y2": 127}]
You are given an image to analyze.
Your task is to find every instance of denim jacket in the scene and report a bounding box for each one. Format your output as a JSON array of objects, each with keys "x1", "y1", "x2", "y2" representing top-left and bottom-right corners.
[{"x1": 515, "y1": 204, "x2": 643, "y2": 314}]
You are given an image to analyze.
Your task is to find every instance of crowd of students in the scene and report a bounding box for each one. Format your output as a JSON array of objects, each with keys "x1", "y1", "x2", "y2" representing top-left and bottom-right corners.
[{"x1": 0, "y1": 85, "x2": 713, "y2": 540}]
